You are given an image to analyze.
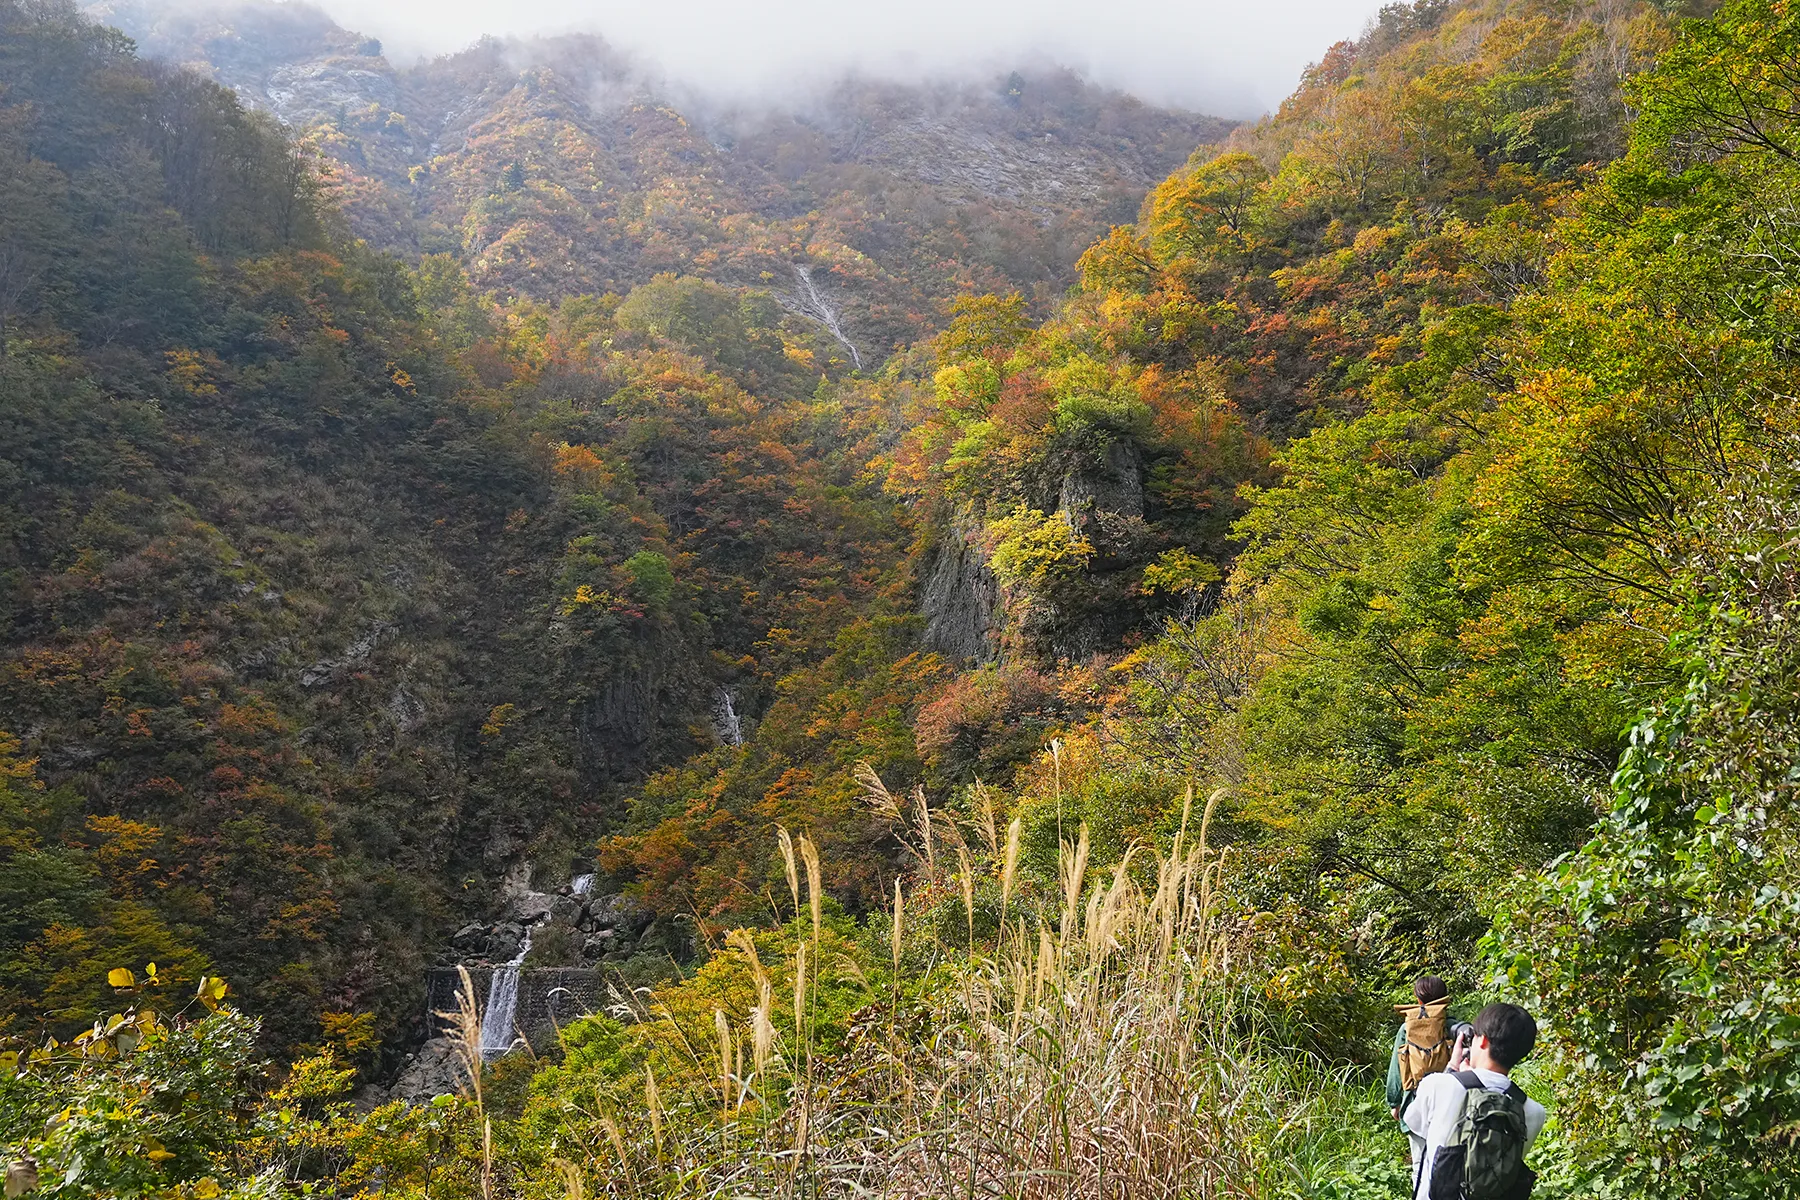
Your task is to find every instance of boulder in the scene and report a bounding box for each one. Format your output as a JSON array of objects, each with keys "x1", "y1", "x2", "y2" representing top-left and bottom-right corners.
[
  {"x1": 451, "y1": 922, "x2": 487, "y2": 951},
  {"x1": 507, "y1": 890, "x2": 556, "y2": 923},
  {"x1": 383, "y1": 1036, "x2": 470, "y2": 1102},
  {"x1": 486, "y1": 923, "x2": 524, "y2": 963},
  {"x1": 501, "y1": 860, "x2": 532, "y2": 894},
  {"x1": 549, "y1": 894, "x2": 583, "y2": 926},
  {"x1": 589, "y1": 894, "x2": 651, "y2": 938}
]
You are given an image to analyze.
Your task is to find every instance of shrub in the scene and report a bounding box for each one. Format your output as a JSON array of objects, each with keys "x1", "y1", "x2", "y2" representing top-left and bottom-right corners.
[{"x1": 913, "y1": 665, "x2": 1060, "y2": 785}]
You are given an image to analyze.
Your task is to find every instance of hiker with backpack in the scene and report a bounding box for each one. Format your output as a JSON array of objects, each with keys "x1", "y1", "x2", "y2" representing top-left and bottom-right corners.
[
  {"x1": 1389, "y1": 976, "x2": 1474, "y2": 1168},
  {"x1": 1405, "y1": 1001, "x2": 1548, "y2": 1200}
]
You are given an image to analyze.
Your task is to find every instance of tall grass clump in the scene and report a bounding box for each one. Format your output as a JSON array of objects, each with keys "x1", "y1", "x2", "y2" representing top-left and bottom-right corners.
[
  {"x1": 522, "y1": 785, "x2": 1321, "y2": 1200},
  {"x1": 878, "y1": 789, "x2": 1309, "y2": 1200}
]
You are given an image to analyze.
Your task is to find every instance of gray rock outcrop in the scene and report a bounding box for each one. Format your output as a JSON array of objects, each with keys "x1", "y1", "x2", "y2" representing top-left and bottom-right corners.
[
  {"x1": 375, "y1": 1035, "x2": 470, "y2": 1103},
  {"x1": 920, "y1": 520, "x2": 1001, "y2": 663},
  {"x1": 1058, "y1": 440, "x2": 1145, "y2": 527}
]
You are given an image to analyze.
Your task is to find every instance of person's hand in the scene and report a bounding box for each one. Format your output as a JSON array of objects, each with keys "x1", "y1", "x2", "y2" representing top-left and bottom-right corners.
[
  {"x1": 1450, "y1": 1029, "x2": 1471, "y2": 1069},
  {"x1": 1391, "y1": 1106, "x2": 1400, "y2": 1120}
]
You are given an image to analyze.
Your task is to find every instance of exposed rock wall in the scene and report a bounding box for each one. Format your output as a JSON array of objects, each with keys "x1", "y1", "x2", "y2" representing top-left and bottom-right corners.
[
  {"x1": 1058, "y1": 440, "x2": 1145, "y2": 526},
  {"x1": 576, "y1": 664, "x2": 664, "y2": 787},
  {"x1": 920, "y1": 520, "x2": 1001, "y2": 663}
]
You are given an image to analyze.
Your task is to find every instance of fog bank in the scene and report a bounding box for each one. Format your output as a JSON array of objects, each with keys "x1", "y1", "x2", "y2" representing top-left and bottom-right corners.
[{"x1": 312, "y1": 0, "x2": 1389, "y2": 117}]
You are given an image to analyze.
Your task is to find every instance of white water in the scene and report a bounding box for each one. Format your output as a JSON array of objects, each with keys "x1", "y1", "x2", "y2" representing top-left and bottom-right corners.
[
  {"x1": 570, "y1": 873, "x2": 596, "y2": 895},
  {"x1": 713, "y1": 687, "x2": 744, "y2": 747},
  {"x1": 477, "y1": 925, "x2": 533, "y2": 1060},
  {"x1": 789, "y1": 265, "x2": 864, "y2": 370}
]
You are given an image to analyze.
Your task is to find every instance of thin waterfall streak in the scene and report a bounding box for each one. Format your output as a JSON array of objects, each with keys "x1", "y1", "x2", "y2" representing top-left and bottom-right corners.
[
  {"x1": 790, "y1": 264, "x2": 863, "y2": 369},
  {"x1": 713, "y1": 687, "x2": 744, "y2": 747}
]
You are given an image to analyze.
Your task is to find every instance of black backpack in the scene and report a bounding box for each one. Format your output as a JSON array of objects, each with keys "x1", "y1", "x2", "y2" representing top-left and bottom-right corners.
[{"x1": 1425, "y1": 1071, "x2": 1536, "y2": 1200}]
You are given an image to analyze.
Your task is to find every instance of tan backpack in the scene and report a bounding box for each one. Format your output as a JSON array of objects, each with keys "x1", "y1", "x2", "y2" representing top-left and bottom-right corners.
[{"x1": 1396, "y1": 999, "x2": 1455, "y2": 1090}]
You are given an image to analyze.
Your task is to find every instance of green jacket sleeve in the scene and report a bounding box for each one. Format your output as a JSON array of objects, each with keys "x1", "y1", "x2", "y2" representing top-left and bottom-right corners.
[{"x1": 1386, "y1": 1022, "x2": 1406, "y2": 1113}]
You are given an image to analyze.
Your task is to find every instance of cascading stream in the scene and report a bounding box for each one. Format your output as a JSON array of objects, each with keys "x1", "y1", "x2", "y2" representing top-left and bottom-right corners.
[
  {"x1": 477, "y1": 925, "x2": 533, "y2": 1060},
  {"x1": 571, "y1": 873, "x2": 596, "y2": 895},
  {"x1": 713, "y1": 688, "x2": 744, "y2": 747}
]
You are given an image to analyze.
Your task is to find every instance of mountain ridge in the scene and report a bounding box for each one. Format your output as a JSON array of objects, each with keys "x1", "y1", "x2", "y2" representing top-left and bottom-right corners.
[{"x1": 88, "y1": 0, "x2": 1235, "y2": 360}]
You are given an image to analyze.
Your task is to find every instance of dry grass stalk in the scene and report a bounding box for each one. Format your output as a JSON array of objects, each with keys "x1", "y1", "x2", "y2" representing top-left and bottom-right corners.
[
  {"x1": 957, "y1": 844, "x2": 976, "y2": 944},
  {"x1": 552, "y1": 1156, "x2": 583, "y2": 1200},
  {"x1": 858, "y1": 759, "x2": 937, "y2": 867},
  {"x1": 891, "y1": 877, "x2": 905, "y2": 983},
  {"x1": 643, "y1": 1064, "x2": 663, "y2": 1159},
  {"x1": 752, "y1": 992, "x2": 776, "y2": 1083},
  {"x1": 727, "y1": 928, "x2": 771, "y2": 995},
  {"x1": 855, "y1": 761, "x2": 905, "y2": 838},
  {"x1": 777, "y1": 826, "x2": 801, "y2": 919},
  {"x1": 913, "y1": 784, "x2": 936, "y2": 870},
  {"x1": 1058, "y1": 824, "x2": 1091, "y2": 947},
  {"x1": 799, "y1": 835, "x2": 823, "y2": 942},
  {"x1": 600, "y1": 1115, "x2": 627, "y2": 1168},
  {"x1": 1000, "y1": 816, "x2": 1022, "y2": 911},
  {"x1": 874, "y1": 823, "x2": 1276, "y2": 1200},
  {"x1": 792, "y1": 939, "x2": 808, "y2": 1041},
  {"x1": 714, "y1": 1008, "x2": 733, "y2": 1112},
  {"x1": 481, "y1": 1117, "x2": 495, "y2": 1200},
  {"x1": 973, "y1": 780, "x2": 1000, "y2": 858},
  {"x1": 440, "y1": 965, "x2": 485, "y2": 1109}
]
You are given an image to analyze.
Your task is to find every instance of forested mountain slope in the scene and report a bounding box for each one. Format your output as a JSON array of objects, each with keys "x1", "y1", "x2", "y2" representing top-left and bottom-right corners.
[
  {"x1": 597, "y1": 0, "x2": 1675, "y2": 923},
  {"x1": 0, "y1": 0, "x2": 915, "y2": 1051},
  {"x1": 86, "y1": 0, "x2": 1232, "y2": 361}
]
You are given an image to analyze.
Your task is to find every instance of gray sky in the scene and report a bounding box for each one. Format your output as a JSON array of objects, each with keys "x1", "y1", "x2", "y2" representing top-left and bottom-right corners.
[{"x1": 310, "y1": 0, "x2": 1390, "y2": 117}]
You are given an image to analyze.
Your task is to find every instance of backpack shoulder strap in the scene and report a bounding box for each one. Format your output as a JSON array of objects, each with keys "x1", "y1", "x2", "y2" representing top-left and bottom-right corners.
[
  {"x1": 1453, "y1": 1070, "x2": 1482, "y2": 1090},
  {"x1": 1504, "y1": 1081, "x2": 1527, "y2": 1104}
]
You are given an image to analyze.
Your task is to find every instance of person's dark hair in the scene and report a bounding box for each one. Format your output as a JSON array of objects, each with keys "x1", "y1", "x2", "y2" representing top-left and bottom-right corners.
[
  {"x1": 1473, "y1": 1002, "x2": 1538, "y2": 1069},
  {"x1": 1414, "y1": 975, "x2": 1449, "y2": 1004}
]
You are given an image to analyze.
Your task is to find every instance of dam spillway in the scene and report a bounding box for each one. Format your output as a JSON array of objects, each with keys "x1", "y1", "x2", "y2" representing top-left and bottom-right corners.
[{"x1": 427, "y1": 965, "x2": 613, "y2": 1049}]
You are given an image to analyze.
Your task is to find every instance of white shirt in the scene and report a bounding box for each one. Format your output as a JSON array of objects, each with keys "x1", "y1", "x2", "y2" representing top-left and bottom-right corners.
[{"x1": 1403, "y1": 1068, "x2": 1548, "y2": 1200}]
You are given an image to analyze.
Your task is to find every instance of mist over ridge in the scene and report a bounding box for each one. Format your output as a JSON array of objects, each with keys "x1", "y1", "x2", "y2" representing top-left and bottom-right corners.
[{"x1": 207, "y1": 0, "x2": 1390, "y2": 117}]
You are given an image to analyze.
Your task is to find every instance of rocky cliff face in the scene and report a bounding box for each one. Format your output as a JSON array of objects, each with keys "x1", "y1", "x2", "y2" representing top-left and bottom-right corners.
[
  {"x1": 920, "y1": 441, "x2": 1153, "y2": 665},
  {"x1": 1051, "y1": 441, "x2": 1153, "y2": 660},
  {"x1": 575, "y1": 661, "x2": 668, "y2": 794},
  {"x1": 1058, "y1": 440, "x2": 1146, "y2": 526},
  {"x1": 920, "y1": 520, "x2": 1001, "y2": 664}
]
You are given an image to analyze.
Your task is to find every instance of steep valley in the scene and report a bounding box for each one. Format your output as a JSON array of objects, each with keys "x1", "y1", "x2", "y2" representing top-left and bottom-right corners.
[{"x1": 6, "y1": 0, "x2": 1800, "y2": 1193}]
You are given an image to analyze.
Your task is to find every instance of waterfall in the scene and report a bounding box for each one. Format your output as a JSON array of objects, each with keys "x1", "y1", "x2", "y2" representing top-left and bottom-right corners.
[
  {"x1": 570, "y1": 872, "x2": 596, "y2": 895},
  {"x1": 712, "y1": 687, "x2": 743, "y2": 747},
  {"x1": 477, "y1": 925, "x2": 533, "y2": 1060},
  {"x1": 787, "y1": 265, "x2": 864, "y2": 370}
]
